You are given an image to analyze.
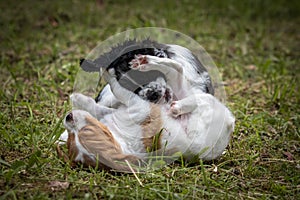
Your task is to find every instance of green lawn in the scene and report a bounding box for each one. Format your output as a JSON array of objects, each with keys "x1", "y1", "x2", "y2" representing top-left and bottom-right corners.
[{"x1": 0, "y1": 0, "x2": 299, "y2": 199}]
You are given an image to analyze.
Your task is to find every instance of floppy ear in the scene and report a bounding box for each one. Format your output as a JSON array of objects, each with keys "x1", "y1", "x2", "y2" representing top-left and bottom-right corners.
[
  {"x1": 56, "y1": 132, "x2": 79, "y2": 168},
  {"x1": 56, "y1": 144, "x2": 70, "y2": 165},
  {"x1": 78, "y1": 116, "x2": 142, "y2": 172}
]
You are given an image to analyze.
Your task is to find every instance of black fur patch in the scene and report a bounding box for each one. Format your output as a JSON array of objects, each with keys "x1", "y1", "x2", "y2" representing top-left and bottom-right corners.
[
  {"x1": 79, "y1": 39, "x2": 214, "y2": 103},
  {"x1": 80, "y1": 39, "x2": 170, "y2": 97}
]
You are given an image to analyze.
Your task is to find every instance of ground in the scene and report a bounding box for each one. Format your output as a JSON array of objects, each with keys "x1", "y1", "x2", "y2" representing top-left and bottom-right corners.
[{"x1": 0, "y1": 0, "x2": 299, "y2": 199}]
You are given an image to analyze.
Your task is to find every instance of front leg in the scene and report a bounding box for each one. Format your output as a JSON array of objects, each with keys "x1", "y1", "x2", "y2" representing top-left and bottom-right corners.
[
  {"x1": 103, "y1": 69, "x2": 144, "y2": 107},
  {"x1": 96, "y1": 84, "x2": 121, "y2": 109},
  {"x1": 71, "y1": 93, "x2": 114, "y2": 120}
]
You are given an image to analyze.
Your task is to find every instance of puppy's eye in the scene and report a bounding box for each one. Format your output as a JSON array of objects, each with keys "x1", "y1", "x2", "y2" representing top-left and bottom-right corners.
[{"x1": 66, "y1": 113, "x2": 73, "y2": 122}]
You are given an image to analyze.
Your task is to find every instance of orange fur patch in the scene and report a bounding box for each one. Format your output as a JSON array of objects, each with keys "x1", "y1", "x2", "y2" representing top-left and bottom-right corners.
[
  {"x1": 141, "y1": 104, "x2": 163, "y2": 152},
  {"x1": 66, "y1": 116, "x2": 141, "y2": 172}
]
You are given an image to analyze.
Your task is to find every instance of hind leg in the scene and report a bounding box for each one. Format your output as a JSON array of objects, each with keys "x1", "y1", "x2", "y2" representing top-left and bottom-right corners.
[
  {"x1": 129, "y1": 55, "x2": 183, "y2": 73},
  {"x1": 70, "y1": 93, "x2": 114, "y2": 120}
]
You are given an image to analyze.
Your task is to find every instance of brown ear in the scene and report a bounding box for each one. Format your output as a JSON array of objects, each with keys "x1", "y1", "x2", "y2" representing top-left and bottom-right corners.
[
  {"x1": 66, "y1": 132, "x2": 81, "y2": 167},
  {"x1": 78, "y1": 116, "x2": 142, "y2": 172},
  {"x1": 56, "y1": 132, "x2": 78, "y2": 168},
  {"x1": 56, "y1": 144, "x2": 69, "y2": 163}
]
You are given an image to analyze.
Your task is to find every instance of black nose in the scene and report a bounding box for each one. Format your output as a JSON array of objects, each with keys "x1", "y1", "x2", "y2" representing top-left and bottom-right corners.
[{"x1": 66, "y1": 112, "x2": 73, "y2": 122}]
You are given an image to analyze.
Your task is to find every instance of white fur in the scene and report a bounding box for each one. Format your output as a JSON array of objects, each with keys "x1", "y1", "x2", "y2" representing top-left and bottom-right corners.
[
  {"x1": 128, "y1": 55, "x2": 235, "y2": 159},
  {"x1": 96, "y1": 84, "x2": 121, "y2": 108},
  {"x1": 64, "y1": 61, "x2": 234, "y2": 162},
  {"x1": 129, "y1": 55, "x2": 234, "y2": 159},
  {"x1": 58, "y1": 130, "x2": 68, "y2": 144}
]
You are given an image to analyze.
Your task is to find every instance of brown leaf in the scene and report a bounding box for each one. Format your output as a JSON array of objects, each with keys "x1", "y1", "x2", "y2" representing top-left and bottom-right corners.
[
  {"x1": 245, "y1": 65, "x2": 257, "y2": 71},
  {"x1": 283, "y1": 151, "x2": 294, "y2": 160},
  {"x1": 49, "y1": 181, "x2": 70, "y2": 191}
]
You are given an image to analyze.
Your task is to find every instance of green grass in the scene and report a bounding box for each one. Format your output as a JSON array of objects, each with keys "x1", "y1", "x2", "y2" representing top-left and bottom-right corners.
[{"x1": 0, "y1": 0, "x2": 299, "y2": 199}]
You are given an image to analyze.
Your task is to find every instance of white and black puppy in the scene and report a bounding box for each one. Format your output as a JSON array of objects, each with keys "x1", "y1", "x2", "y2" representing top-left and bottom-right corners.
[
  {"x1": 81, "y1": 39, "x2": 214, "y2": 106},
  {"x1": 60, "y1": 59, "x2": 234, "y2": 171}
]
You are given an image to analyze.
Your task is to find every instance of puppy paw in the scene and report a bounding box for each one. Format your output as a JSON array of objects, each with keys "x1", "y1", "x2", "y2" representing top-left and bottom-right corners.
[
  {"x1": 70, "y1": 93, "x2": 83, "y2": 108},
  {"x1": 71, "y1": 93, "x2": 94, "y2": 109},
  {"x1": 170, "y1": 101, "x2": 181, "y2": 118},
  {"x1": 103, "y1": 68, "x2": 117, "y2": 83},
  {"x1": 108, "y1": 68, "x2": 116, "y2": 76},
  {"x1": 129, "y1": 55, "x2": 148, "y2": 70}
]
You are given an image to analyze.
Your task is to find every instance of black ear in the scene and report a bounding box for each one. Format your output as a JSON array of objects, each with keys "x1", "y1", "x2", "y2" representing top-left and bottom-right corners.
[{"x1": 79, "y1": 58, "x2": 99, "y2": 72}]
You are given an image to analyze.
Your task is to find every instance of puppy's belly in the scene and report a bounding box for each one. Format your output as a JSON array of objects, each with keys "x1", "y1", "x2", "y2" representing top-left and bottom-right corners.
[
  {"x1": 177, "y1": 114, "x2": 190, "y2": 133},
  {"x1": 160, "y1": 114, "x2": 191, "y2": 152},
  {"x1": 104, "y1": 120, "x2": 146, "y2": 154}
]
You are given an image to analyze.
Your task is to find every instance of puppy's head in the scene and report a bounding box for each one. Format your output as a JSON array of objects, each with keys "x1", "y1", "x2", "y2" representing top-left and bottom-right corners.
[
  {"x1": 63, "y1": 110, "x2": 141, "y2": 172},
  {"x1": 64, "y1": 110, "x2": 92, "y2": 134}
]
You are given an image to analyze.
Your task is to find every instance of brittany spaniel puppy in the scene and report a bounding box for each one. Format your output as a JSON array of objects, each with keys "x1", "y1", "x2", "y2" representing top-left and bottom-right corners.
[
  {"x1": 58, "y1": 55, "x2": 235, "y2": 171},
  {"x1": 80, "y1": 39, "x2": 214, "y2": 106}
]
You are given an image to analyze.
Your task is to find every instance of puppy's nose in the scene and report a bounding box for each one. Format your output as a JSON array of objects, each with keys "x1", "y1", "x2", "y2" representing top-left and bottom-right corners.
[{"x1": 66, "y1": 112, "x2": 73, "y2": 122}]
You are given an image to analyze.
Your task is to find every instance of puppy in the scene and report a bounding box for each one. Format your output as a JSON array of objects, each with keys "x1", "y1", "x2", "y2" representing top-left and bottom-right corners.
[
  {"x1": 57, "y1": 109, "x2": 141, "y2": 172},
  {"x1": 60, "y1": 66, "x2": 234, "y2": 171}
]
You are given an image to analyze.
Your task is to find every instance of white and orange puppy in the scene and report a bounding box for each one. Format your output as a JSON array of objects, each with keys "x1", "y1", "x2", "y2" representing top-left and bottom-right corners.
[
  {"x1": 59, "y1": 109, "x2": 142, "y2": 172},
  {"x1": 61, "y1": 62, "x2": 234, "y2": 171}
]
